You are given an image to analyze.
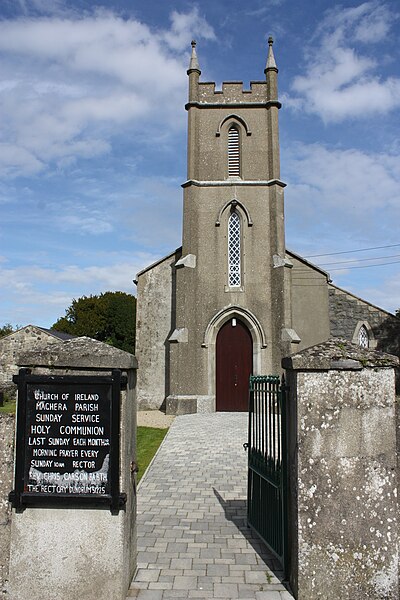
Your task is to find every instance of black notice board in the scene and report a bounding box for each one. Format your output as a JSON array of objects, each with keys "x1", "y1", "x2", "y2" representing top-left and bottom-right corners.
[{"x1": 10, "y1": 369, "x2": 125, "y2": 512}]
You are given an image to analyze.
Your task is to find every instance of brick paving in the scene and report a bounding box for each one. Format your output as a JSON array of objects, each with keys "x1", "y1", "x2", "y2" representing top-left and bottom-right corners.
[{"x1": 128, "y1": 413, "x2": 294, "y2": 600}]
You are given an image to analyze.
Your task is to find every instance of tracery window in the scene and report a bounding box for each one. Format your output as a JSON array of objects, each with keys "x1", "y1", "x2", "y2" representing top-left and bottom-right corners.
[
  {"x1": 228, "y1": 126, "x2": 240, "y2": 177},
  {"x1": 228, "y1": 211, "x2": 241, "y2": 287},
  {"x1": 358, "y1": 325, "x2": 369, "y2": 348}
]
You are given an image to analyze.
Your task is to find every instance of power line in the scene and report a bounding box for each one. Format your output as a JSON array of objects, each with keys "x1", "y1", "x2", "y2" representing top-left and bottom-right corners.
[
  {"x1": 304, "y1": 243, "x2": 400, "y2": 258},
  {"x1": 328, "y1": 259, "x2": 400, "y2": 271},
  {"x1": 316, "y1": 253, "x2": 400, "y2": 267},
  {"x1": 293, "y1": 259, "x2": 400, "y2": 274}
]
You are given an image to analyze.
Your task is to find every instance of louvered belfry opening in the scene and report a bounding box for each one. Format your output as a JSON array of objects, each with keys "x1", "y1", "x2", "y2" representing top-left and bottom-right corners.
[{"x1": 228, "y1": 126, "x2": 240, "y2": 177}]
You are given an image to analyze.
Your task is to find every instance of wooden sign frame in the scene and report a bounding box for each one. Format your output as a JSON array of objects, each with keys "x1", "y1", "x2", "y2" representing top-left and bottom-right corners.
[{"x1": 10, "y1": 369, "x2": 125, "y2": 513}]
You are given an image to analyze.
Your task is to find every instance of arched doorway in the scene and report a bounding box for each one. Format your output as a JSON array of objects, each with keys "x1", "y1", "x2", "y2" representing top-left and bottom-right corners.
[{"x1": 216, "y1": 318, "x2": 253, "y2": 411}]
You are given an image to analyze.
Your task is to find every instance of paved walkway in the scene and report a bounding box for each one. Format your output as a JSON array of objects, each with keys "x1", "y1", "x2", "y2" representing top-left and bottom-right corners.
[{"x1": 128, "y1": 413, "x2": 294, "y2": 600}]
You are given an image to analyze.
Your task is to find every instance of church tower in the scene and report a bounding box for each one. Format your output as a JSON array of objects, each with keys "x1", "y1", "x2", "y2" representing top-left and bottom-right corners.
[
  {"x1": 136, "y1": 40, "x2": 394, "y2": 414},
  {"x1": 165, "y1": 39, "x2": 296, "y2": 413}
]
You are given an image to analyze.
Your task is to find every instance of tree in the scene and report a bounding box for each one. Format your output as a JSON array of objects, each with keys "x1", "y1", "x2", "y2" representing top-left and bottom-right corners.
[
  {"x1": 52, "y1": 292, "x2": 136, "y2": 353},
  {"x1": 0, "y1": 323, "x2": 16, "y2": 338}
]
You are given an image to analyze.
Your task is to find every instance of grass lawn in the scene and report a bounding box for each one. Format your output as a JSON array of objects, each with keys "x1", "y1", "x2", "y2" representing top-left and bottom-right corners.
[
  {"x1": 137, "y1": 426, "x2": 168, "y2": 483},
  {"x1": 0, "y1": 404, "x2": 168, "y2": 483},
  {"x1": 0, "y1": 398, "x2": 16, "y2": 414}
]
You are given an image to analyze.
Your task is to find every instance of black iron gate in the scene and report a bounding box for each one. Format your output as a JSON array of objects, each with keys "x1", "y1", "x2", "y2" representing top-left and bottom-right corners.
[{"x1": 246, "y1": 375, "x2": 288, "y2": 575}]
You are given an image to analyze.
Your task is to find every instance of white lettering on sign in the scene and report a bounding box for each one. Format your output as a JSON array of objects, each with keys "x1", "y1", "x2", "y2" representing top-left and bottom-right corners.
[
  {"x1": 87, "y1": 438, "x2": 109, "y2": 446},
  {"x1": 25, "y1": 384, "x2": 112, "y2": 498},
  {"x1": 88, "y1": 472, "x2": 107, "y2": 482},
  {"x1": 31, "y1": 459, "x2": 53, "y2": 468},
  {"x1": 71, "y1": 414, "x2": 100, "y2": 423},
  {"x1": 74, "y1": 394, "x2": 100, "y2": 402},
  {"x1": 34, "y1": 390, "x2": 59, "y2": 401},
  {"x1": 35, "y1": 402, "x2": 67, "y2": 411},
  {"x1": 74, "y1": 403, "x2": 99, "y2": 412},
  {"x1": 72, "y1": 438, "x2": 87, "y2": 446},
  {"x1": 30, "y1": 425, "x2": 50, "y2": 435},
  {"x1": 59, "y1": 425, "x2": 104, "y2": 435},
  {"x1": 32, "y1": 448, "x2": 57, "y2": 457},
  {"x1": 81, "y1": 450, "x2": 99, "y2": 458},
  {"x1": 48, "y1": 437, "x2": 70, "y2": 446},
  {"x1": 29, "y1": 454, "x2": 110, "y2": 493},
  {"x1": 59, "y1": 449, "x2": 78, "y2": 457},
  {"x1": 72, "y1": 460, "x2": 96, "y2": 469},
  {"x1": 28, "y1": 437, "x2": 46, "y2": 445},
  {"x1": 35, "y1": 413, "x2": 62, "y2": 423}
]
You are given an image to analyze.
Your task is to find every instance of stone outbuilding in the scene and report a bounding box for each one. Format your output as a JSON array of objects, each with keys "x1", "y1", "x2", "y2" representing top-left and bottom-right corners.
[
  {"x1": 135, "y1": 40, "x2": 400, "y2": 415},
  {"x1": 0, "y1": 325, "x2": 75, "y2": 399}
]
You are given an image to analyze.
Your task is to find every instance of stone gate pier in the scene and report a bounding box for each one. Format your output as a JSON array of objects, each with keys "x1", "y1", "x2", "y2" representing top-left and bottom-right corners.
[
  {"x1": 7, "y1": 337, "x2": 137, "y2": 600},
  {"x1": 283, "y1": 338, "x2": 399, "y2": 600}
]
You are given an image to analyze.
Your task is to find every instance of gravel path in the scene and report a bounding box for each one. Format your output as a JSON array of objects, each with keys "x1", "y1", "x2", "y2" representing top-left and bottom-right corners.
[{"x1": 137, "y1": 410, "x2": 175, "y2": 429}]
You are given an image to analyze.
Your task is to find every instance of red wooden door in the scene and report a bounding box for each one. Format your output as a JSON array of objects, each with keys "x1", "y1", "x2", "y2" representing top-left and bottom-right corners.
[{"x1": 216, "y1": 319, "x2": 253, "y2": 412}]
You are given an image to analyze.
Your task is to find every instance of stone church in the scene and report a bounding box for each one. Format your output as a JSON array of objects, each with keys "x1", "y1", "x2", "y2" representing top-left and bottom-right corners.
[{"x1": 135, "y1": 40, "x2": 399, "y2": 414}]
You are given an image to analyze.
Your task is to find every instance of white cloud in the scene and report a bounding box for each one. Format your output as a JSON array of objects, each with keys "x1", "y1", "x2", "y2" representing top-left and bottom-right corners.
[
  {"x1": 314, "y1": 2, "x2": 392, "y2": 42},
  {"x1": 165, "y1": 7, "x2": 216, "y2": 51},
  {"x1": 0, "y1": 8, "x2": 215, "y2": 177},
  {"x1": 284, "y1": 140, "x2": 400, "y2": 312},
  {"x1": 284, "y1": 142, "x2": 400, "y2": 238},
  {"x1": 56, "y1": 214, "x2": 113, "y2": 235},
  {"x1": 359, "y1": 273, "x2": 400, "y2": 314},
  {"x1": 0, "y1": 251, "x2": 160, "y2": 326},
  {"x1": 119, "y1": 177, "x2": 182, "y2": 249},
  {"x1": 12, "y1": 0, "x2": 68, "y2": 16},
  {"x1": 0, "y1": 254, "x2": 160, "y2": 291},
  {"x1": 287, "y1": 1, "x2": 400, "y2": 122},
  {"x1": 245, "y1": 1, "x2": 284, "y2": 16},
  {"x1": 0, "y1": 143, "x2": 44, "y2": 176},
  {"x1": 27, "y1": 263, "x2": 137, "y2": 287}
]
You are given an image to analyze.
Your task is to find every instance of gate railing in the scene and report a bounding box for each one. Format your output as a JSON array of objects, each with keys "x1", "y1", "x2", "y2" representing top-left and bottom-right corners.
[{"x1": 246, "y1": 374, "x2": 288, "y2": 575}]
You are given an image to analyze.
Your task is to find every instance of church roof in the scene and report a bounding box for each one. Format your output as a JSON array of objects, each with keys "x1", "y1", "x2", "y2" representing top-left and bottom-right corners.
[
  {"x1": 134, "y1": 248, "x2": 182, "y2": 282},
  {"x1": 328, "y1": 283, "x2": 397, "y2": 318},
  {"x1": 136, "y1": 247, "x2": 331, "y2": 281},
  {"x1": 135, "y1": 247, "x2": 397, "y2": 321},
  {"x1": 286, "y1": 248, "x2": 330, "y2": 279}
]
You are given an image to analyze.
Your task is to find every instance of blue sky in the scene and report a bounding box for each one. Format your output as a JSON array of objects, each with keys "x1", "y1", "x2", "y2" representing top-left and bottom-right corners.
[{"x1": 0, "y1": 0, "x2": 399, "y2": 327}]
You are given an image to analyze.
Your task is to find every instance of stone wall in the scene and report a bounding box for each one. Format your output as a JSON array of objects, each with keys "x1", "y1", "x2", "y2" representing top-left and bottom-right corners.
[
  {"x1": 136, "y1": 249, "x2": 180, "y2": 410},
  {"x1": 284, "y1": 339, "x2": 399, "y2": 600},
  {"x1": 0, "y1": 414, "x2": 15, "y2": 595},
  {"x1": 329, "y1": 285, "x2": 400, "y2": 355},
  {"x1": 0, "y1": 327, "x2": 62, "y2": 398}
]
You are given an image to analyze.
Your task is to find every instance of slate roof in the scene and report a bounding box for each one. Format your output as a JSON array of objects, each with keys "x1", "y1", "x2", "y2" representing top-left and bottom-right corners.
[
  {"x1": 282, "y1": 337, "x2": 399, "y2": 370},
  {"x1": 36, "y1": 326, "x2": 76, "y2": 341}
]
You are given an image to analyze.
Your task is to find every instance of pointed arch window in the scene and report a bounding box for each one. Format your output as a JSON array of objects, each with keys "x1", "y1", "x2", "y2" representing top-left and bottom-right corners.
[
  {"x1": 228, "y1": 126, "x2": 240, "y2": 177},
  {"x1": 358, "y1": 325, "x2": 369, "y2": 348},
  {"x1": 228, "y1": 211, "x2": 241, "y2": 287}
]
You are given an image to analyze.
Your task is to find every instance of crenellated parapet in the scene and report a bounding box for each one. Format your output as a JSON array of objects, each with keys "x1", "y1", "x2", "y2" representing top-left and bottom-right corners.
[
  {"x1": 197, "y1": 81, "x2": 269, "y2": 104},
  {"x1": 187, "y1": 38, "x2": 279, "y2": 107}
]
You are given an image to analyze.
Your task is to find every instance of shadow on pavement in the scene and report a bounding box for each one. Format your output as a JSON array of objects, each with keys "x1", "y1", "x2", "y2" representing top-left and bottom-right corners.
[{"x1": 213, "y1": 487, "x2": 291, "y2": 591}]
